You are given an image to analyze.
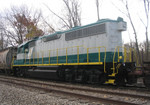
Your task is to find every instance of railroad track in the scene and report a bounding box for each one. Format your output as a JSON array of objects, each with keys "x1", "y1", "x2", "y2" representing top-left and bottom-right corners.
[{"x1": 0, "y1": 75, "x2": 149, "y2": 105}]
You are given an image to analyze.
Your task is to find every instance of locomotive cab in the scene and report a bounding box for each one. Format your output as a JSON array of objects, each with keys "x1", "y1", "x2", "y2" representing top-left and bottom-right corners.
[{"x1": 14, "y1": 39, "x2": 36, "y2": 65}]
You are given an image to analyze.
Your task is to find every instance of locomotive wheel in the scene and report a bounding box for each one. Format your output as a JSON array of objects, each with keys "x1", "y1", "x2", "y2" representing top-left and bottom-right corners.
[
  {"x1": 115, "y1": 74, "x2": 126, "y2": 86},
  {"x1": 15, "y1": 68, "x2": 26, "y2": 77},
  {"x1": 99, "y1": 73, "x2": 107, "y2": 84},
  {"x1": 16, "y1": 70, "x2": 22, "y2": 77},
  {"x1": 143, "y1": 74, "x2": 150, "y2": 88}
]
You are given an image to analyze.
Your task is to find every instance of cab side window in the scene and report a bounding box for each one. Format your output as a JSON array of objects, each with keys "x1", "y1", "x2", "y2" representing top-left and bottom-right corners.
[
  {"x1": 25, "y1": 48, "x2": 29, "y2": 53},
  {"x1": 18, "y1": 47, "x2": 23, "y2": 53}
]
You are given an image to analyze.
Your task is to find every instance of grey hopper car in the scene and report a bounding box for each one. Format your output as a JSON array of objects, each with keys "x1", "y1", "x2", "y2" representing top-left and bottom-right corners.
[{"x1": 0, "y1": 47, "x2": 17, "y2": 73}]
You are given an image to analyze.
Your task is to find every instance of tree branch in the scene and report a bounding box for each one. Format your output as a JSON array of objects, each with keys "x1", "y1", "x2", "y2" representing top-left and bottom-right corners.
[{"x1": 43, "y1": 3, "x2": 71, "y2": 29}]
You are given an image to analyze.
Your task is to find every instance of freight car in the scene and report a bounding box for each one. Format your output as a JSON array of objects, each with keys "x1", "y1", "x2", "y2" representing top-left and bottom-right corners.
[
  {"x1": 7, "y1": 17, "x2": 149, "y2": 87},
  {"x1": 0, "y1": 47, "x2": 17, "y2": 74}
]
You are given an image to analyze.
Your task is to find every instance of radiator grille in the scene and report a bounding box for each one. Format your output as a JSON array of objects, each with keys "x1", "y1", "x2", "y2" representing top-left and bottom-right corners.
[{"x1": 65, "y1": 24, "x2": 106, "y2": 41}]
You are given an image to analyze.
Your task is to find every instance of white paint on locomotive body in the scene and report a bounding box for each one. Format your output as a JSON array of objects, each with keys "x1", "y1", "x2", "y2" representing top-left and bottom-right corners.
[{"x1": 16, "y1": 17, "x2": 126, "y2": 60}]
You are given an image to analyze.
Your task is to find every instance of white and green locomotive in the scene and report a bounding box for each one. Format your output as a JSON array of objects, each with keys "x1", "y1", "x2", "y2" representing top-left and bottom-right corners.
[{"x1": 13, "y1": 17, "x2": 136, "y2": 85}]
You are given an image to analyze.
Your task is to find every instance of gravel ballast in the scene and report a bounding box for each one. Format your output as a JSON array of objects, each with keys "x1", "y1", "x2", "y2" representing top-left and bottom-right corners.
[
  {"x1": 0, "y1": 82, "x2": 97, "y2": 105},
  {"x1": 0, "y1": 79, "x2": 150, "y2": 105}
]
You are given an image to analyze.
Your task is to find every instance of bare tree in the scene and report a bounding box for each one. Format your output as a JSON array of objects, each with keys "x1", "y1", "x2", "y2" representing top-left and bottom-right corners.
[
  {"x1": 41, "y1": 16, "x2": 55, "y2": 34},
  {"x1": 44, "y1": 0, "x2": 81, "y2": 29},
  {"x1": 0, "y1": 17, "x2": 4, "y2": 49},
  {"x1": 140, "y1": 0, "x2": 150, "y2": 60},
  {"x1": 96, "y1": 0, "x2": 103, "y2": 20},
  {"x1": 62, "y1": 0, "x2": 81, "y2": 28},
  {"x1": 96, "y1": 0, "x2": 100, "y2": 20},
  {"x1": 0, "y1": 16, "x2": 8, "y2": 49},
  {"x1": 124, "y1": 1, "x2": 141, "y2": 65},
  {"x1": 113, "y1": 0, "x2": 142, "y2": 65},
  {"x1": 0, "y1": 31, "x2": 4, "y2": 50},
  {"x1": 3, "y1": 5, "x2": 44, "y2": 45}
]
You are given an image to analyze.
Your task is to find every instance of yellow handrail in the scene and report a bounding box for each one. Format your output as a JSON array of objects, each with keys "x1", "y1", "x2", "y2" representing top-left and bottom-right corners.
[
  {"x1": 129, "y1": 48, "x2": 132, "y2": 62},
  {"x1": 87, "y1": 46, "x2": 106, "y2": 73},
  {"x1": 11, "y1": 55, "x2": 15, "y2": 69},
  {"x1": 57, "y1": 49, "x2": 58, "y2": 64},
  {"x1": 25, "y1": 52, "x2": 26, "y2": 64},
  {"x1": 66, "y1": 48, "x2": 68, "y2": 64},
  {"x1": 77, "y1": 46, "x2": 79, "y2": 64},
  {"x1": 33, "y1": 52, "x2": 35, "y2": 64},
  {"x1": 98, "y1": 47, "x2": 100, "y2": 62},
  {"x1": 29, "y1": 49, "x2": 31, "y2": 64},
  {"x1": 36, "y1": 46, "x2": 106, "y2": 73},
  {"x1": 42, "y1": 51, "x2": 44, "y2": 64},
  {"x1": 112, "y1": 46, "x2": 125, "y2": 74},
  {"x1": 118, "y1": 47, "x2": 120, "y2": 62},
  {"x1": 49, "y1": 50, "x2": 51, "y2": 64},
  {"x1": 104, "y1": 47, "x2": 106, "y2": 73},
  {"x1": 128, "y1": 48, "x2": 139, "y2": 66},
  {"x1": 38, "y1": 52, "x2": 39, "y2": 64},
  {"x1": 134, "y1": 50, "x2": 139, "y2": 66},
  {"x1": 112, "y1": 46, "x2": 137, "y2": 74},
  {"x1": 124, "y1": 47, "x2": 127, "y2": 62},
  {"x1": 112, "y1": 47, "x2": 117, "y2": 73},
  {"x1": 14, "y1": 45, "x2": 107, "y2": 74},
  {"x1": 87, "y1": 48, "x2": 89, "y2": 63},
  {"x1": 29, "y1": 55, "x2": 31, "y2": 64}
]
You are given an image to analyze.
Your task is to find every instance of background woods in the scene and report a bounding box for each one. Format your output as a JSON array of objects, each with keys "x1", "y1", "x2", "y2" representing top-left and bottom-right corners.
[{"x1": 0, "y1": 0, "x2": 149, "y2": 64}]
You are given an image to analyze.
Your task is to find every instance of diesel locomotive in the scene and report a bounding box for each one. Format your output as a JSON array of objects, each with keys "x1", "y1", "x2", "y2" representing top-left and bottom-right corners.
[{"x1": 1, "y1": 17, "x2": 150, "y2": 87}]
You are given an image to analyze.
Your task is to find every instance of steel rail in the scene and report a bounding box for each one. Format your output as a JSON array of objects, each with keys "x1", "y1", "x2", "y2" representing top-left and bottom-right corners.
[
  {"x1": 0, "y1": 76, "x2": 150, "y2": 100},
  {"x1": 0, "y1": 78, "x2": 139, "y2": 105},
  {"x1": 1, "y1": 76, "x2": 150, "y2": 100}
]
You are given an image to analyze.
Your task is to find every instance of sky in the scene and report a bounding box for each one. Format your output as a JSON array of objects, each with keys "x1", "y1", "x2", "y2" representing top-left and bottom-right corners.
[{"x1": 0, "y1": 0, "x2": 149, "y2": 44}]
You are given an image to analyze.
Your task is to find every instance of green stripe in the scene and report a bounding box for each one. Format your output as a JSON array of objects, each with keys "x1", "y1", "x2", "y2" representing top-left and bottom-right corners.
[{"x1": 13, "y1": 52, "x2": 123, "y2": 65}]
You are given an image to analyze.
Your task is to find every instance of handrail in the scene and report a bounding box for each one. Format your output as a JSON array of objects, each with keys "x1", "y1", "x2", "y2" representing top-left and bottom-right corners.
[
  {"x1": 87, "y1": 48, "x2": 89, "y2": 63},
  {"x1": 104, "y1": 47, "x2": 106, "y2": 73},
  {"x1": 98, "y1": 47, "x2": 100, "y2": 62},
  {"x1": 49, "y1": 50, "x2": 50, "y2": 64},
  {"x1": 24, "y1": 52, "x2": 26, "y2": 64},
  {"x1": 124, "y1": 47, "x2": 127, "y2": 62},
  {"x1": 57, "y1": 49, "x2": 58, "y2": 64},
  {"x1": 66, "y1": 48, "x2": 68, "y2": 64},
  {"x1": 112, "y1": 46, "x2": 140, "y2": 74},
  {"x1": 29, "y1": 55, "x2": 31, "y2": 64},
  {"x1": 77, "y1": 46, "x2": 79, "y2": 64},
  {"x1": 87, "y1": 46, "x2": 106, "y2": 73},
  {"x1": 48, "y1": 46, "x2": 83, "y2": 64},
  {"x1": 42, "y1": 51, "x2": 44, "y2": 64},
  {"x1": 134, "y1": 49, "x2": 139, "y2": 66},
  {"x1": 13, "y1": 45, "x2": 107, "y2": 73},
  {"x1": 38, "y1": 52, "x2": 39, "y2": 64},
  {"x1": 13, "y1": 45, "x2": 140, "y2": 75},
  {"x1": 112, "y1": 46, "x2": 126, "y2": 74},
  {"x1": 33, "y1": 52, "x2": 35, "y2": 64},
  {"x1": 128, "y1": 48, "x2": 139, "y2": 65},
  {"x1": 129, "y1": 48, "x2": 132, "y2": 62},
  {"x1": 112, "y1": 47, "x2": 117, "y2": 73},
  {"x1": 11, "y1": 55, "x2": 15, "y2": 69}
]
